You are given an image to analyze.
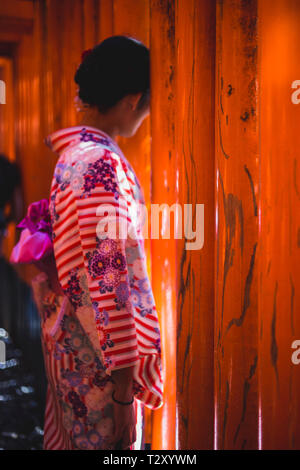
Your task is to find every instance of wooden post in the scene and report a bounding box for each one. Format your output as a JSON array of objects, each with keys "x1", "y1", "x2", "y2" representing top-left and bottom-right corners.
[
  {"x1": 149, "y1": 0, "x2": 177, "y2": 450},
  {"x1": 175, "y1": 0, "x2": 215, "y2": 450},
  {"x1": 215, "y1": 0, "x2": 259, "y2": 449},
  {"x1": 258, "y1": 0, "x2": 300, "y2": 449}
]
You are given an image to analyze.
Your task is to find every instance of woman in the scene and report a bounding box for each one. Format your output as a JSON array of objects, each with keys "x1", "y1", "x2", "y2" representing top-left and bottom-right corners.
[{"x1": 31, "y1": 35, "x2": 163, "y2": 450}]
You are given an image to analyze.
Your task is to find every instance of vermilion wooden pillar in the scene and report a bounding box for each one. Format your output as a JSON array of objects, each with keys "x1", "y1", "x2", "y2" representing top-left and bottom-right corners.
[
  {"x1": 150, "y1": 0, "x2": 177, "y2": 450},
  {"x1": 98, "y1": 0, "x2": 114, "y2": 41},
  {"x1": 258, "y1": 0, "x2": 300, "y2": 449},
  {"x1": 0, "y1": 57, "x2": 14, "y2": 158},
  {"x1": 175, "y1": 0, "x2": 215, "y2": 450},
  {"x1": 215, "y1": 0, "x2": 259, "y2": 449}
]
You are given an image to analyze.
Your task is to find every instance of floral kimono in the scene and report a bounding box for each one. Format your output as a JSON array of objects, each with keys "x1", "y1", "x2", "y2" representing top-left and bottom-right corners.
[{"x1": 31, "y1": 125, "x2": 163, "y2": 450}]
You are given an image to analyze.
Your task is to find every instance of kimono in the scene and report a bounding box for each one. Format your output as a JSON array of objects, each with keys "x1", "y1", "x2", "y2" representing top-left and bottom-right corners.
[{"x1": 31, "y1": 125, "x2": 163, "y2": 450}]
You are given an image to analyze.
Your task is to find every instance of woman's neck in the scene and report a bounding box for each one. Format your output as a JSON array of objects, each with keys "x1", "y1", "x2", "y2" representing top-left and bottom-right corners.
[{"x1": 78, "y1": 108, "x2": 119, "y2": 140}]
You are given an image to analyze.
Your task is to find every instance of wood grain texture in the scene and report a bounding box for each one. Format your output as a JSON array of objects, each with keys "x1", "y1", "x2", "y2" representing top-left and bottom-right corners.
[
  {"x1": 215, "y1": 0, "x2": 259, "y2": 449},
  {"x1": 258, "y1": 0, "x2": 300, "y2": 449},
  {"x1": 175, "y1": 0, "x2": 215, "y2": 450},
  {"x1": 149, "y1": 0, "x2": 177, "y2": 451}
]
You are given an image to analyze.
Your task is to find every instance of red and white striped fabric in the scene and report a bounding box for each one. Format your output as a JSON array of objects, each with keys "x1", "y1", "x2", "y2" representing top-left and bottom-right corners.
[{"x1": 34, "y1": 125, "x2": 163, "y2": 449}]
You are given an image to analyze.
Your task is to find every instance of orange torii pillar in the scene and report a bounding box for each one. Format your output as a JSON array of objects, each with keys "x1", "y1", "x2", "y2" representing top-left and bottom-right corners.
[
  {"x1": 175, "y1": 0, "x2": 215, "y2": 450},
  {"x1": 214, "y1": 0, "x2": 259, "y2": 449},
  {"x1": 149, "y1": 0, "x2": 177, "y2": 450},
  {"x1": 258, "y1": 0, "x2": 300, "y2": 450}
]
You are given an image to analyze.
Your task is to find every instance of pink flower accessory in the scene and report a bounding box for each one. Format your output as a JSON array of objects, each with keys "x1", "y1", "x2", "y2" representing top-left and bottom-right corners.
[
  {"x1": 10, "y1": 198, "x2": 53, "y2": 264},
  {"x1": 17, "y1": 198, "x2": 52, "y2": 235}
]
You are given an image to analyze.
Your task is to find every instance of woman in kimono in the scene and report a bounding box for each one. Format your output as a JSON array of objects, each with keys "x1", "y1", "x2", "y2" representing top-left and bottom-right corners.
[{"x1": 31, "y1": 35, "x2": 163, "y2": 450}]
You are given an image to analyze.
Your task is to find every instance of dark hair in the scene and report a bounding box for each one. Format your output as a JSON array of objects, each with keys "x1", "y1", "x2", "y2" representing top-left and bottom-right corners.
[
  {"x1": 0, "y1": 154, "x2": 21, "y2": 234},
  {"x1": 74, "y1": 35, "x2": 150, "y2": 113}
]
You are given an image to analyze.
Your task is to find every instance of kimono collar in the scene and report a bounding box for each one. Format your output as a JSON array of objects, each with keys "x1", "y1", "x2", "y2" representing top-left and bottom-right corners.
[
  {"x1": 45, "y1": 124, "x2": 144, "y2": 202},
  {"x1": 44, "y1": 125, "x2": 125, "y2": 158}
]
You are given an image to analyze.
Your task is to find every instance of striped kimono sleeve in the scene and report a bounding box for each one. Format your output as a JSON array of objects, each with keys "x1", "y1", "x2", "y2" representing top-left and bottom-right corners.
[{"x1": 73, "y1": 166, "x2": 140, "y2": 375}]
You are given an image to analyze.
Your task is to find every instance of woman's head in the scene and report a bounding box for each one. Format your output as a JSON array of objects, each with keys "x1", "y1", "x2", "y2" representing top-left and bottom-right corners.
[{"x1": 74, "y1": 35, "x2": 150, "y2": 137}]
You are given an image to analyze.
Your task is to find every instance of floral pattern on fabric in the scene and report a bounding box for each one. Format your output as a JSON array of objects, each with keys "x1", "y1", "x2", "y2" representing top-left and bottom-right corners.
[
  {"x1": 64, "y1": 268, "x2": 84, "y2": 309},
  {"x1": 41, "y1": 291, "x2": 60, "y2": 320},
  {"x1": 85, "y1": 237, "x2": 130, "y2": 314},
  {"x1": 81, "y1": 157, "x2": 119, "y2": 199},
  {"x1": 51, "y1": 144, "x2": 120, "y2": 202},
  {"x1": 49, "y1": 130, "x2": 163, "y2": 372},
  {"x1": 46, "y1": 294, "x2": 124, "y2": 448},
  {"x1": 86, "y1": 236, "x2": 126, "y2": 280},
  {"x1": 37, "y1": 125, "x2": 163, "y2": 450},
  {"x1": 79, "y1": 128, "x2": 111, "y2": 147},
  {"x1": 31, "y1": 274, "x2": 123, "y2": 449}
]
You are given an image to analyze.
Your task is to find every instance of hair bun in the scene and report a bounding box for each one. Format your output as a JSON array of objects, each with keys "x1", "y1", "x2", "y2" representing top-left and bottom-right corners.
[{"x1": 74, "y1": 36, "x2": 150, "y2": 113}]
